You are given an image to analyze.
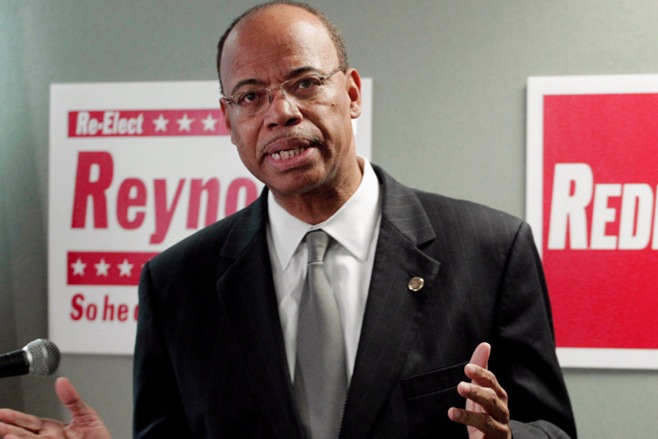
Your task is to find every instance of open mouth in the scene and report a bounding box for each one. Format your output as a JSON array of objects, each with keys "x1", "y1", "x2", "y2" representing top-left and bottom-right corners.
[{"x1": 270, "y1": 146, "x2": 307, "y2": 160}]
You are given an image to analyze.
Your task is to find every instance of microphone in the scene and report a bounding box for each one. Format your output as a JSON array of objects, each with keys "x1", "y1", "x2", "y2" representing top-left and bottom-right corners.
[{"x1": 0, "y1": 339, "x2": 61, "y2": 379}]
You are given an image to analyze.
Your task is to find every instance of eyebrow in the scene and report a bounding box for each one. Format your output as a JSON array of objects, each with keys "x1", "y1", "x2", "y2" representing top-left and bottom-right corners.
[
  {"x1": 228, "y1": 78, "x2": 265, "y2": 97},
  {"x1": 228, "y1": 66, "x2": 325, "y2": 97}
]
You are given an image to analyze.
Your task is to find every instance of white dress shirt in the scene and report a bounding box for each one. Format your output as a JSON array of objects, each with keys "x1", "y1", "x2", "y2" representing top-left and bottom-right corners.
[{"x1": 266, "y1": 158, "x2": 382, "y2": 383}]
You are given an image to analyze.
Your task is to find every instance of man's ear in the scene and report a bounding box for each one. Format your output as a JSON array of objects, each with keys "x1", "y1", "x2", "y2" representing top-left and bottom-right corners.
[
  {"x1": 220, "y1": 98, "x2": 232, "y2": 133},
  {"x1": 346, "y1": 68, "x2": 362, "y2": 119}
]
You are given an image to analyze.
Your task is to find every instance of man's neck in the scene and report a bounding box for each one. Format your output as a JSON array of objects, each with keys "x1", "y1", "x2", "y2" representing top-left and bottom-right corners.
[{"x1": 272, "y1": 157, "x2": 365, "y2": 225}]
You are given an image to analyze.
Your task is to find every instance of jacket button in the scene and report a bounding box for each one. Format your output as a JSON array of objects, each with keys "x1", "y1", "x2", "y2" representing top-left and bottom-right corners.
[{"x1": 408, "y1": 276, "x2": 425, "y2": 292}]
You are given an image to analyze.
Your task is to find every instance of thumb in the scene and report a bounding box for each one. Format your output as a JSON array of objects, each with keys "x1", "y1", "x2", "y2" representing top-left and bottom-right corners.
[
  {"x1": 54, "y1": 377, "x2": 111, "y2": 439},
  {"x1": 55, "y1": 377, "x2": 95, "y2": 419}
]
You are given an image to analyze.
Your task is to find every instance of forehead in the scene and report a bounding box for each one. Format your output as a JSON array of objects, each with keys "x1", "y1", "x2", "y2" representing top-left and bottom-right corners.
[{"x1": 220, "y1": 5, "x2": 338, "y2": 90}]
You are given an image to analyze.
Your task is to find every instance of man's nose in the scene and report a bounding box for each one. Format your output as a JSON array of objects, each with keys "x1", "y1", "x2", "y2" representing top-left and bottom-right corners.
[{"x1": 264, "y1": 87, "x2": 302, "y2": 127}]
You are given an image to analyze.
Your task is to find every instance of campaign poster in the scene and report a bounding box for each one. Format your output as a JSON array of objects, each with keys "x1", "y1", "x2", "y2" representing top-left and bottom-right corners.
[
  {"x1": 527, "y1": 75, "x2": 658, "y2": 369},
  {"x1": 49, "y1": 80, "x2": 373, "y2": 354}
]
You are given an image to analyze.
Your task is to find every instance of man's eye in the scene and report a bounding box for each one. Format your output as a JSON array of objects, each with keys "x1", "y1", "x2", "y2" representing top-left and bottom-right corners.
[
  {"x1": 294, "y1": 76, "x2": 322, "y2": 91},
  {"x1": 237, "y1": 91, "x2": 263, "y2": 105}
]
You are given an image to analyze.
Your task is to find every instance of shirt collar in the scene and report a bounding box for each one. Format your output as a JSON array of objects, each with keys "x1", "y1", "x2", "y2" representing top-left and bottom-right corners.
[{"x1": 267, "y1": 157, "x2": 381, "y2": 270}]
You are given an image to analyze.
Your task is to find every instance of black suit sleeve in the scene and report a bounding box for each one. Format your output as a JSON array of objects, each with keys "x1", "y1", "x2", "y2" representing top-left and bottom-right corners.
[{"x1": 491, "y1": 222, "x2": 577, "y2": 438}]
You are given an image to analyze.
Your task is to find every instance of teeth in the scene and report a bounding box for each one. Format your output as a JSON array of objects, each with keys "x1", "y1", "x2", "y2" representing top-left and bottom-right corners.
[{"x1": 271, "y1": 146, "x2": 306, "y2": 160}]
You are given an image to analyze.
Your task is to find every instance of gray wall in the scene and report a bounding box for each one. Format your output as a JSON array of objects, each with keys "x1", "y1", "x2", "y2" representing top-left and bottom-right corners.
[{"x1": 2, "y1": 1, "x2": 658, "y2": 437}]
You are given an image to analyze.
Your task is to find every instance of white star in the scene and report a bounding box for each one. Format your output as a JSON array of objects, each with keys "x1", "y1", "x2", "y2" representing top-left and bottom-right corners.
[
  {"x1": 201, "y1": 114, "x2": 218, "y2": 131},
  {"x1": 177, "y1": 114, "x2": 194, "y2": 132},
  {"x1": 117, "y1": 259, "x2": 134, "y2": 277},
  {"x1": 71, "y1": 258, "x2": 87, "y2": 276},
  {"x1": 153, "y1": 114, "x2": 169, "y2": 132},
  {"x1": 94, "y1": 259, "x2": 110, "y2": 277}
]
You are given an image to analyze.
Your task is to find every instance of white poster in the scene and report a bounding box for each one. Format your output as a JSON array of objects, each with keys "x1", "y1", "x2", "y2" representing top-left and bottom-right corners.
[{"x1": 49, "y1": 80, "x2": 372, "y2": 354}]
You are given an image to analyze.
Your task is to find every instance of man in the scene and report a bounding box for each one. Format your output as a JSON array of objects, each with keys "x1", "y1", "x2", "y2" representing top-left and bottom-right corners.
[{"x1": 0, "y1": 2, "x2": 576, "y2": 438}]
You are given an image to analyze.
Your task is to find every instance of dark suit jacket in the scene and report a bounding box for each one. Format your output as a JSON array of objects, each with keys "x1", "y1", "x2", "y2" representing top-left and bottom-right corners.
[{"x1": 133, "y1": 165, "x2": 576, "y2": 438}]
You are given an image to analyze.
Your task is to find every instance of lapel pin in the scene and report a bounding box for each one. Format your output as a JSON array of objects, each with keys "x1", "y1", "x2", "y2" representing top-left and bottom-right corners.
[{"x1": 408, "y1": 276, "x2": 425, "y2": 292}]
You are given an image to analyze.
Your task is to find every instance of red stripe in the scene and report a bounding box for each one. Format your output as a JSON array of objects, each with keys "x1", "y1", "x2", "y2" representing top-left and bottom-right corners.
[
  {"x1": 67, "y1": 251, "x2": 159, "y2": 286},
  {"x1": 67, "y1": 109, "x2": 228, "y2": 137}
]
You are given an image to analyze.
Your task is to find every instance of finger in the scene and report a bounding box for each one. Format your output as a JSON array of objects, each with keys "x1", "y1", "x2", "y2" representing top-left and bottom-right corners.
[
  {"x1": 464, "y1": 363, "x2": 509, "y2": 413},
  {"x1": 0, "y1": 408, "x2": 43, "y2": 432},
  {"x1": 448, "y1": 406, "x2": 509, "y2": 438},
  {"x1": 55, "y1": 377, "x2": 80, "y2": 406},
  {"x1": 465, "y1": 343, "x2": 507, "y2": 402},
  {"x1": 465, "y1": 363, "x2": 505, "y2": 394},
  {"x1": 469, "y1": 342, "x2": 491, "y2": 369},
  {"x1": 457, "y1": 381, "x2": 510, "y2": 424},
  {"x1": 1, "y1": 430, "x2": 32, "y2": 439},
  {"x1": 0, "y1": 420, "x2": 36, "y2": 438},
  {"x1": 55, "y1": 377, "x2": 94, "y2": 420},
  {"x1": 55, "y1": 377, "x2": 107, "y2": 434}
]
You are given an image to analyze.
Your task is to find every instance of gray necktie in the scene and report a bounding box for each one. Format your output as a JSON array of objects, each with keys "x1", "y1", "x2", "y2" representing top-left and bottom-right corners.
[{"x1": 294, "y1": 230, "x2": 347, "y2": 439}]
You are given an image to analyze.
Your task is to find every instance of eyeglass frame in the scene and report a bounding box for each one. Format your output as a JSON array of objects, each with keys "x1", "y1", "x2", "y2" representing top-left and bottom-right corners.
[{"x1": 221, "y1": 68, "x2": 344, "y2": 116}]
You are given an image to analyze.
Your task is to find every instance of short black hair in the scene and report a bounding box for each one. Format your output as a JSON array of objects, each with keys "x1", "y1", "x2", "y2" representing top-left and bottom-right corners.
[{"x1": 216, "y1": 1, "x2": 349, "y2": 94}]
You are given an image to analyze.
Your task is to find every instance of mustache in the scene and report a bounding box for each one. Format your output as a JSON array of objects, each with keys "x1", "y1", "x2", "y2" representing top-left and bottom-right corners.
[{"x1": 263, "y1": 133, "x2": 323, "y2": 151}]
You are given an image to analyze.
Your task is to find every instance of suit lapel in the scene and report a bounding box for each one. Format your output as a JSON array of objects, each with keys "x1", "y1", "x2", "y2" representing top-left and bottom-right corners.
[
  {"x1": 212, "y1": 168, "x2": 441, "y2": 439},
  {"x1": 215, "y1": 194, "x2": 305, "y2": 439},
  {"x1": 340, "y1": 167, "x2": 441, "y2": 439}
]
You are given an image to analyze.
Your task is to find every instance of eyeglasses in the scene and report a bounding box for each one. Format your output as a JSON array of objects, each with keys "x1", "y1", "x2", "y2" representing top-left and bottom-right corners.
[{"x1": 222, "y1": 69, "x2": 342, "y2": 116}]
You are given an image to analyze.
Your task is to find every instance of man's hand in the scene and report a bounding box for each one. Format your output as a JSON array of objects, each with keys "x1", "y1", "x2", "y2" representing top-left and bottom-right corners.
[
  {"x1": 448, "y1": 342, "x2": 512, "y2": 439},
  {"x1": 0, "y1": 377, "x2": 111, "y2": 439}
]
